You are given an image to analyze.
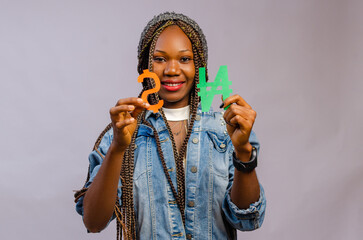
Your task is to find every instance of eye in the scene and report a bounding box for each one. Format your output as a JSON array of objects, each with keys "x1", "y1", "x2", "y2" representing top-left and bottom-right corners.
[
  {"x1": 153, "y1": 56, "x2": 166, "y2": 63},
  {"x1": 180, "y1": 56, "x2": 193, "y2": 63}
]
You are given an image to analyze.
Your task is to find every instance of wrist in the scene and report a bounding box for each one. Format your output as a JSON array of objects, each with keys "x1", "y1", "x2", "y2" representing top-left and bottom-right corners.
[
  {"x1": 232, "y1": 146, "x2": 258, "y2": 173},
  {"x1": 235, "y1": 143, "x2": 252, "y2": 162},
  {"x1": 110, "y1": 141, "x2": 128, "y2": 154}
]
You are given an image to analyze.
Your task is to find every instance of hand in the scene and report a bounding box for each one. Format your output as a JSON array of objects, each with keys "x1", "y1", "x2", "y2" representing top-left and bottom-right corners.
[
  {"x1": 109, "y1": 97, "x2": 150, "y2": 151},
  {"x1": 222, "y1": 94, "x2": 256, "y2": 155}
]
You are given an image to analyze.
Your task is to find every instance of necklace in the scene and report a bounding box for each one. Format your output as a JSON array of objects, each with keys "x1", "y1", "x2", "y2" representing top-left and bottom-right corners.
[{"x1": 170, "y1": 120, "x2": 187, "y2": 136}]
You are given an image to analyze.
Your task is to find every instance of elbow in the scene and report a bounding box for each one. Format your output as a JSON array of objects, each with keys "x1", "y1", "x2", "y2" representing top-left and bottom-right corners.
[
  {"x1": 86, "y1": 227, "x2": 102, "y2": 233},
  {"x1": 83, "y1": 207, "x2": 108, "y2": 233},
  {"x1": 82, "y1": 194, "x2": 110, "y2": 233},
  {"x1": 83, "y1": 217, "x2": 107, "y2": 233}
]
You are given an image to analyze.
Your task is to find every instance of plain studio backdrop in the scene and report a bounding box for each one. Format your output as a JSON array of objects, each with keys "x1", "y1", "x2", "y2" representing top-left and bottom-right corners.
[{"x1": 0, "y1": 0, "x2": 362, "y2": 239}]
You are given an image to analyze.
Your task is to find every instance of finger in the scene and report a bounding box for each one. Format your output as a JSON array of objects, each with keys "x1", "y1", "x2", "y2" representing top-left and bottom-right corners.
[
  {"x1": 224, "y1": 104, "x2": 256, "y2": 124},
  {"x1": 225, "y1": 120, "x2": 238, "y2": 128},
  {"x1": 116, "y1": 97, "x2": 150, "y2": 109},
  {"x1": 224, "y1": 104, "x2": 248, "y2": 121},
  {"x1": 115, "y1": 117, "x2": 135, "y2": 129},
  {"x1": 109, "y1": 106, "x2": 132, "y2": 123},
  {"x1": 115, "y1": 97, "x2": 142, "y2": 106},
  {"x1": 113, "y1": 98, "x2": 150, "y2": 120},
  {"x1": 130, "y1": 105, "x2": 146, "y2": 119},
  {"x1": 222, "y1": 94, "x2": 252, "y2": 109},
  {"x1": 229, "y1": 115, "x2": 254, "y2": 131},
  {"x1": 110, "y1": 105, "x2": 135, "y2": 116}
]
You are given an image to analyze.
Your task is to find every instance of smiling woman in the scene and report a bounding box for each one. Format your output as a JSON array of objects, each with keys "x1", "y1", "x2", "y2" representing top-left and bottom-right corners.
[{"x1": 74, "y1": 12, "x2": 266, "y2": 240}]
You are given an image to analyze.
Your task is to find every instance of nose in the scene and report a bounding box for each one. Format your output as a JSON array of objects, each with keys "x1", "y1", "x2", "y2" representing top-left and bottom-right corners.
[{"x1": 164, "y1": 59, "x2": 181, "y2": 76}]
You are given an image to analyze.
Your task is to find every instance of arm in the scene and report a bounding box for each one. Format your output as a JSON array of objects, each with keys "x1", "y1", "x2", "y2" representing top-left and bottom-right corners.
[
  {"x1": 82, "y1": 143, "x2": 125, "y2": 232},
  {"x1": 222, "y1": 94, "x2": 260, "y2": 208},
  {"x1": 82, "y1": 98, "x2": 149, "y2": 232},
  {"x1": 221, "y1": 95, "x2": 266, "y2": 230},
  {"x1": 230, "y1": 147, "x2": 260, "y2": 209}
]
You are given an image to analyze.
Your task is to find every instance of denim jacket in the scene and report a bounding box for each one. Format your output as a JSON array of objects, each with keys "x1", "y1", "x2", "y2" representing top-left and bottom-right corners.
[{"x1": 76, "y1": 106, "x2": 266, "y2": 239}]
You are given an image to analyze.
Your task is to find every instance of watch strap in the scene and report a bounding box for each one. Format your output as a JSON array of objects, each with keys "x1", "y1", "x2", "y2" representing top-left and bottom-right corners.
[{"x1": 232, "y1": 147, "x2": 258, "y2": 173}]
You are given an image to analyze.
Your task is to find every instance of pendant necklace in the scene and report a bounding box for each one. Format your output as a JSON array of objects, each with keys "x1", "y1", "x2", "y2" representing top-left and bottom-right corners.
[{"x1": 171, "y1": 120, "x2": 187, "y2": 136}]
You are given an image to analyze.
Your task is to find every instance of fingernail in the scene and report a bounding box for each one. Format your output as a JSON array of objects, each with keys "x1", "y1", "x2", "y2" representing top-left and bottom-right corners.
[
  {"x1": 219, "y1": 102, "x2": 224, "y2": 108},
  {"x1": 137, "y1": 98, "x2": 143, "y2": 103},
  {"x1": 129, "y1": 105, "x2": 135, "y2": 110}
]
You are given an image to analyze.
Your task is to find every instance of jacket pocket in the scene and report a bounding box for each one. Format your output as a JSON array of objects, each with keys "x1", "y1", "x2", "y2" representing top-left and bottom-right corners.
[
  {"x1": 206, "y1": 131, "x2": 229, "y2": 179},
  {"x1": 207, "y1": 131, "x2": 228, "y2": 153}
]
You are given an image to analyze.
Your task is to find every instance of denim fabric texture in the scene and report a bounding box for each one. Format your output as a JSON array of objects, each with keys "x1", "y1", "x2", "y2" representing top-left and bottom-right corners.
[{"x1": 76, "y1": 105, "x2": 266, "y2": 239}]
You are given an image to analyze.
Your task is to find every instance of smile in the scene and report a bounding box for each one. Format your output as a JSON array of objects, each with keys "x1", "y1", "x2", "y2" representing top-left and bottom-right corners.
[
  {"x1": 163, "y1": 83, "x2": 183, "y2": 86},
  {"x1": 161, "y1": 82, "x2": 185, "y2": 91}
]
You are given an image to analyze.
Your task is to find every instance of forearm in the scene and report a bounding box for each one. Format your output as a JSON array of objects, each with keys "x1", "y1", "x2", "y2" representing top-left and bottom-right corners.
[
  {"x1": 83, "y1": 143, "x2": 125, "y2": 232},
  {"x1": 230, "y1": 147, "x2": 260, "y2": 209}
]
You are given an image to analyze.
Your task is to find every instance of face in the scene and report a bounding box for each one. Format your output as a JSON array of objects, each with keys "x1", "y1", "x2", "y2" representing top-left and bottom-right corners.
[{"x1": 152, "y1": 25, "x2": 195, "y2": 109}]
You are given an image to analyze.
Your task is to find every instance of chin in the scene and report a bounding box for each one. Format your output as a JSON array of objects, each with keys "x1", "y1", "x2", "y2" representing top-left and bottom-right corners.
[{"x1": 161, "y1": 98, "x2": 189, "y2": 108}]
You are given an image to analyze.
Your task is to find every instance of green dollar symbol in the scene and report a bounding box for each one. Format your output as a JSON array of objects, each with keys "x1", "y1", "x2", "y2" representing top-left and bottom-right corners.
[{"x1": 197, "y1": 65, "x2": 233, "y2": 112}]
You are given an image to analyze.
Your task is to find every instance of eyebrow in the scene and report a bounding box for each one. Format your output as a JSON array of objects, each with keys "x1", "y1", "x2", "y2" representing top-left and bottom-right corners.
[{"x1": 155, "y1": 49, "x2": 192, "y2": 53}]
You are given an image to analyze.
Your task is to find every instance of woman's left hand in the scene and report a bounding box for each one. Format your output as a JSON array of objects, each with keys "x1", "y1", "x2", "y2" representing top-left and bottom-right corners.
[{"x1": 222, "y1": 94, "x2": 257, "y2": 155}]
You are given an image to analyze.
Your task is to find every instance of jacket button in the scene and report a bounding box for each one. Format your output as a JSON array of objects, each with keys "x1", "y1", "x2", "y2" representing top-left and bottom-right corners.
[
  {"x1": 192, "y1": 138, "x2": 199, "y2": 144},
  {"x1": 190, "y1": 166, "x2": 197, "y2": 173},
  {"x1": 220, "y1": 143, "x2": 226, "y2": 149},
  {"x1": 186, "y1": 234, "x2": 192, "y2": 239},
  {"x1": 195, "y1": 115, "x2": 201, "y2": 121},
  {"x1": 188, "y1": 201, "x2": 195, "y2": 207}
]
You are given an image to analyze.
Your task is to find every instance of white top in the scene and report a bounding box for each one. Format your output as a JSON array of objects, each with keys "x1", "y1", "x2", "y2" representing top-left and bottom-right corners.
[{"x1": 162, "y1": 106, "x2": 190, "y2": 121}]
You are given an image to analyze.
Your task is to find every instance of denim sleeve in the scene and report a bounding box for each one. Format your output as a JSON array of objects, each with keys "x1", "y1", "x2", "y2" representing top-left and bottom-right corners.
[
  {"x1": 221, "y1": 131, "x2": 266, "y2": 231},
  {"x1": 75, "y1": 129, "x2": 122, "y2": 222}
]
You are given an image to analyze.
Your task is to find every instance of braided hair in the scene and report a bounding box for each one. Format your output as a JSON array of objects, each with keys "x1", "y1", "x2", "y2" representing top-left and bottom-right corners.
[{"x1": 75, "y1": 12, "x2": 208, "y2": 240}]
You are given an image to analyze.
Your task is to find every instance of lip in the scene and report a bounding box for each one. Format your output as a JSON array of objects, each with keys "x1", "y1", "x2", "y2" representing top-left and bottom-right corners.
[{"x1": 161, "y1": 80, "x2": 185, "y2": 92}]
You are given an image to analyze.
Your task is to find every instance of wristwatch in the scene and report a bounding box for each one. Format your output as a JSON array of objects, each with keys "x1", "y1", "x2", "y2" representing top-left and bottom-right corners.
[{"x1": 232, "y1": 147, "x2": 258, "y2": 173}]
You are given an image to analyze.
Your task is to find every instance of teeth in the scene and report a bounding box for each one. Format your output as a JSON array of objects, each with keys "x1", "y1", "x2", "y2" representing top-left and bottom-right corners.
[{"x1": 164, "y1": 83, "x2": 182, "y2": 86}]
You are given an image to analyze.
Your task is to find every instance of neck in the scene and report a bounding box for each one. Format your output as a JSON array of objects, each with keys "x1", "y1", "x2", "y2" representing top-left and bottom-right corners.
[{"x1": 162, "y1": 105, "x2": 190, "y2": 121}]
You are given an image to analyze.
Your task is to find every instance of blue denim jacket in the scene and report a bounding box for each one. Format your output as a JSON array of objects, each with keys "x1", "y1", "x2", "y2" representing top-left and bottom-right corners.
[{"x1": 76, "y1": 106, "x2": 266, "y2": 239}]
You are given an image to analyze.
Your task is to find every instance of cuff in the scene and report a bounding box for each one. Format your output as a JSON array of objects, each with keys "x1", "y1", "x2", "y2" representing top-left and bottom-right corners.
[{"x1": 222, "y1": 184, "x2": 266, "y2": 231}]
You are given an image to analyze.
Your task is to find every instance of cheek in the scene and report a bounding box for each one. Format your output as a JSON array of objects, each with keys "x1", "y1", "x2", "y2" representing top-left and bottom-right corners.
[
  {"x1": 152, "y1": 63, "x2": 163, "y2": 79},
  {"x1": 187, "y1": 65, "x2": 196, "y2": 81}
]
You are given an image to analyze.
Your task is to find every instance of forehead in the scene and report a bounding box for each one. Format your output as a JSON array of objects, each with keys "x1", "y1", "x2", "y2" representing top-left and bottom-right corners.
[{"x1": 154, "y1": 25, "x2": 192, "y2": 51}]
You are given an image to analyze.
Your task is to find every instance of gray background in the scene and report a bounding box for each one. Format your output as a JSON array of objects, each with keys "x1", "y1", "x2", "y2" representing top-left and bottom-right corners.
[{"x1": 1, "y1": 0, "x2": 362, "y2": 239}]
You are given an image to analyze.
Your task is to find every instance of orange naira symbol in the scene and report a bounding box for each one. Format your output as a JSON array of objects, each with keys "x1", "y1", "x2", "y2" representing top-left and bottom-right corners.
[{"x1": 137, "y1": 69, "x2": 164, "y2": 113}]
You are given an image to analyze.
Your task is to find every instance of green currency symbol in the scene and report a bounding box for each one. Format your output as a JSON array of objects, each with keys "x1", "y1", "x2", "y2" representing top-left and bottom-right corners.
[{"x1": 197, "y1": 65, "x2": 233, "y2": 112}]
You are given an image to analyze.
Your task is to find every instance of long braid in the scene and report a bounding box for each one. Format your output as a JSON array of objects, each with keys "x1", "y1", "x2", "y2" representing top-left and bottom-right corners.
[
  {"x1": 147, "y1": 21, "x2": 187, "y2": 221},
  {"x1": 119, "y1": 112, "x2": 143, "y2": 240}
]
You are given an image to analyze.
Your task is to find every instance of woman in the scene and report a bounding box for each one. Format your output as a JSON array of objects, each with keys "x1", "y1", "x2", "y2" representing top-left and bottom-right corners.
[{"x1": 75, "y1": 12, "x2": 266, "y2": 240}]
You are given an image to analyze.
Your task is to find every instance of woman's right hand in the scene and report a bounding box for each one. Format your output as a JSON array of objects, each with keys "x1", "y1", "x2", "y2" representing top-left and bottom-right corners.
[{"x1": 109, "y1": 97, "x2": 150, "y2": 151}]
